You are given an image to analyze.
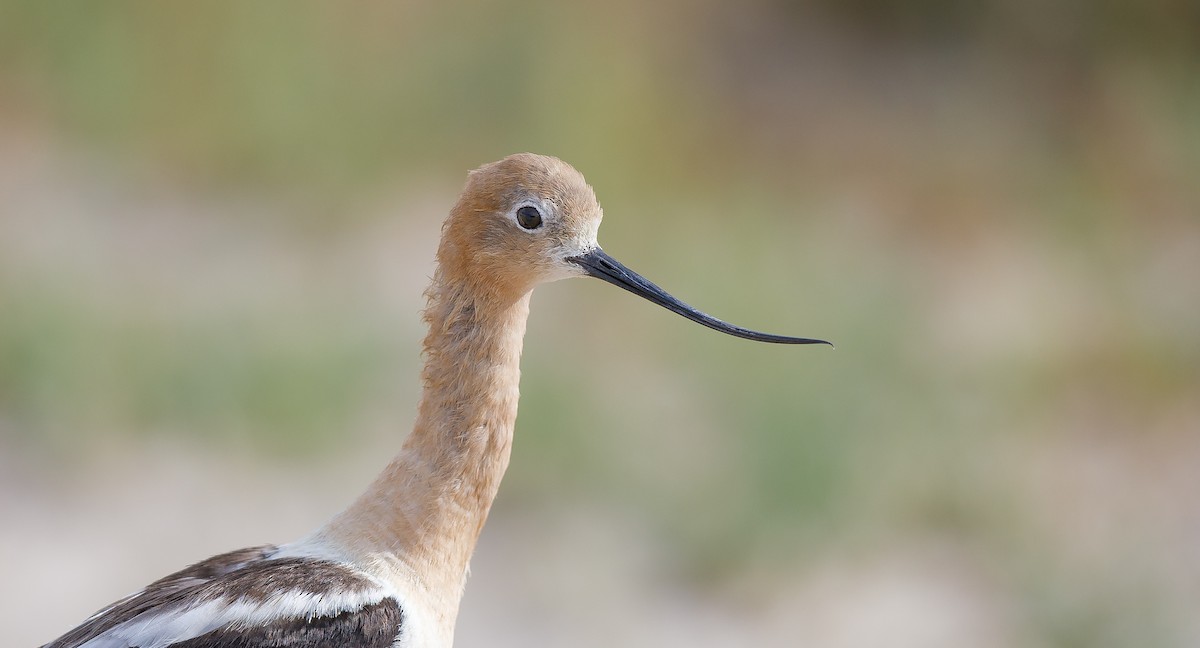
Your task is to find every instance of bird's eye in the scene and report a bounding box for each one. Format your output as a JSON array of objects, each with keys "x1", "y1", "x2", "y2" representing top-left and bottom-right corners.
[{"x1": 516, "y1": 206, "x2": 543, "y2": 230}]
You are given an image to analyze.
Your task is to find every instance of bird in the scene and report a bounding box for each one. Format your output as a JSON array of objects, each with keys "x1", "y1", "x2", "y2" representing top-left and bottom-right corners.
[{"x1": 43, "y1": 153, "x2": 830, "y2": 648}]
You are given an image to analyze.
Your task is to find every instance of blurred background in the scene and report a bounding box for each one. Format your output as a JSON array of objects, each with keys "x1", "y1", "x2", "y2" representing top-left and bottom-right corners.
[{"x1": 2, "y1": 1, "x2": 1198, "y2": 646}]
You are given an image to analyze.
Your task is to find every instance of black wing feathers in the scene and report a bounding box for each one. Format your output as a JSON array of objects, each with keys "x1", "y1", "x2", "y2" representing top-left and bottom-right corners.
[
  {"x1": 42, "y1": 545, "x2": 404, "y2": 648},
  {"x1": 170, "y1": 598, "x2": 402, "y2": 648},
  {"x1": 44, "y1": 546, "x2": 279, "y2": 648}
]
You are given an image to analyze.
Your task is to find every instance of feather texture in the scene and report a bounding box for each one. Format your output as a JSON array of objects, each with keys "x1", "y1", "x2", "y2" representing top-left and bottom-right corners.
[{"x1": 44, "y1": 547, "x2": 404, "y2": 648}]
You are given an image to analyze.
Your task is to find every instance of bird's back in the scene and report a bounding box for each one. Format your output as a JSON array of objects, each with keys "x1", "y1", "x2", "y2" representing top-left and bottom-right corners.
[{"x1": 44, "y1": 545, "x2": 404, "y2": 648}]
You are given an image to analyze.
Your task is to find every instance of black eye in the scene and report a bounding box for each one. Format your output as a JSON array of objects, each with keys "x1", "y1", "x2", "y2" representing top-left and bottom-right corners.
[{"x1": 516, "y1": 205, "x2": 543, "y2": 230}]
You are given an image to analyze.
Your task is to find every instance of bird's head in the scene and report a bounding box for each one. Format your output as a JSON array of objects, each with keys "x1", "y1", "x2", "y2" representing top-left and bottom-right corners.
[
  {"x1": 441, "y1": 153, "x2": 602, "y2": 295},
  {"x1": 440, "y1": 152, "x2": 831, "y2": 345}
]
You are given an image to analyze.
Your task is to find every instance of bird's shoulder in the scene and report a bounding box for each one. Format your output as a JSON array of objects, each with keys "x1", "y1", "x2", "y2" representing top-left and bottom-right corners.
[{"x1": 43, "y1": 545, "x2": 404, "y2": 648}]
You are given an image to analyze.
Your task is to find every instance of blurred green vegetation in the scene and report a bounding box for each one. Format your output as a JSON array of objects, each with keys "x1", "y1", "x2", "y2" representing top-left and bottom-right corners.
[
  {"x1": 2, "y1": 1, "x2": 1198, "y2": 645},
  {"x1": 0, "y1": 281, "x2": 392, "y2": 453}
]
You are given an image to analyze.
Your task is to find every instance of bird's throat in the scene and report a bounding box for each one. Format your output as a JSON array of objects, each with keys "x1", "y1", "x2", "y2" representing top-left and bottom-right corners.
[
  {"x1": 408, "y1": 274, "x2": 531, "y2": 546},
  {"x1": 321, "y1": 270, "x2": 531, "y2": 616}
]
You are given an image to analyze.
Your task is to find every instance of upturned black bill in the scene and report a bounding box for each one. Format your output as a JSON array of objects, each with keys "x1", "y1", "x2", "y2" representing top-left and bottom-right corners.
[{"x1": 567, "y1": 248, "x2": 832, "y2": 346}]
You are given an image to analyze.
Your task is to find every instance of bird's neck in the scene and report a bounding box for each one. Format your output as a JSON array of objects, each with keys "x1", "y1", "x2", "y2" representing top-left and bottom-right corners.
[{"x1": 318, "y1": 268, "x2": 530, "y2": 629}]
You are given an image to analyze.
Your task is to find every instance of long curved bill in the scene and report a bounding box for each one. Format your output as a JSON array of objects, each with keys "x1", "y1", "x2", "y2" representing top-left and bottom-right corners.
[{"x1": 567, "y1": 248, "x2": 832, "y2": 346}]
